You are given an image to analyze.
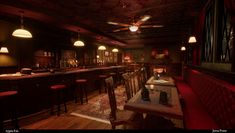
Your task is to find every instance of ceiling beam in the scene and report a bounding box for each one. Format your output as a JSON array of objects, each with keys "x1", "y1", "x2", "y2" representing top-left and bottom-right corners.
[{"x1": 0, "y1": 4, "x2": 126, "y2": 47}]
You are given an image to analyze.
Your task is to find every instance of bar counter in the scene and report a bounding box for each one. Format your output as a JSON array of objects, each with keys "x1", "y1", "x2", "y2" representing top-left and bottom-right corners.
[
  {"x1": 0, "y1": 66, "x2": 126, "y2": 120},
  {"x1": 0, "y1": 66, "x2": 125, "y2": 80}
]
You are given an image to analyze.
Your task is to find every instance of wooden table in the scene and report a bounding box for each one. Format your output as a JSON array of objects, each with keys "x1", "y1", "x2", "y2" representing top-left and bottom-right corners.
[
  {"x1": 146, "y1": 76, "x2": 175, "y2": 86},
  {"x1": 124, "y1": 85, "x2": 183, "y2": 119}
]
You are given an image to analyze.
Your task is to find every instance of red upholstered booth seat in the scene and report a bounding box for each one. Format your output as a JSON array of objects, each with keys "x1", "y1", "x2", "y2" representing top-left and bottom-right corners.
[
  {"x1": 174, "y1": 78, "x2": 219, "y2": 129},
  {"x1": 174, "y1": 67, "x2": 235, "y2": 129}
]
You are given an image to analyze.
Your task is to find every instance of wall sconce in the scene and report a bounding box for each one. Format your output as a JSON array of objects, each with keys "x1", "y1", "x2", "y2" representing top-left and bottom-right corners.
[
  {"x1": 181, "y1": 46, "x2": 186, "y2": 51},
  {"x1": 188, "y1": 36, "x2": 197, "y2": 43},
  {"x1": 0, "y1": 47, "x2": 9, "y2": 53}
]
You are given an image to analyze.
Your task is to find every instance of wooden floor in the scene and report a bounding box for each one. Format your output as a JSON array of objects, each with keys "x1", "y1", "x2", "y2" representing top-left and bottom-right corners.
[
  {"x1": 13, "y1": 90, "x2": 116, "y2": 130},
  {"x1": 4, "y1": 85, "x2": 183, "y2": 130}
]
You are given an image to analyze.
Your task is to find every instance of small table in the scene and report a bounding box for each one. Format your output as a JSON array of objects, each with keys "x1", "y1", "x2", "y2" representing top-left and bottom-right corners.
[
  {"x1": 146, "y1": 76, "x2": 175, "y2": 86},
  {"x1": 124, "y1": 85, "x2": 183, "y2": 119}
]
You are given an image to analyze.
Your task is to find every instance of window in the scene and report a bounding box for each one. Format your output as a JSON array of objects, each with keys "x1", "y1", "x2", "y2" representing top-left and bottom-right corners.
[
  {"x1": 217, "y1": 1, "x2": 233, "y2": 63},
  {"x1": 202, "y1": 2, "x2": 214, "y2": 62}
]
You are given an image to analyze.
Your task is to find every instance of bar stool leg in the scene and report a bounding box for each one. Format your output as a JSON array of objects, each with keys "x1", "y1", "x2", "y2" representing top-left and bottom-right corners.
[
  {"x1": 80, "y1": 83, "x2": 88, "y2": 103},
  {"x1": 83, "y1": 84, "x2": 88, "y2": 103},
  {"x1": 50, "y1": 95, "x2": 54, "y2": 115},
  {"x1": 103, "y1": 80, "x2": 107, "y2": 93},
  {"x1": 63, "y1": 90, "x2": 67, "y2": 113},
  {"x1": 0, "y1": 114, "x2": 3, "y2": 132},
  {"x1": 57, "y1": 91, "x2": 61, "y2": 116},
  {"x1": 98, "y1": 81, "x2": 102, "y2": 94},
  {"x1": 80, "y1": 84, "x2": 84, "y2": 105},
  {"x1": 74, "y1": 87, "x2": 78, "y2": 103},
  {"x1": 10, "y1": 103, "x2": 19, "y2": 129}
]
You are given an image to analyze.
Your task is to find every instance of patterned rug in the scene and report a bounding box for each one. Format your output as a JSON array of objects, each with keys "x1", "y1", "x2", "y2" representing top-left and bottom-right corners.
[{"x1": 70, "y1": 85, "x2": 127, "y2": 124}]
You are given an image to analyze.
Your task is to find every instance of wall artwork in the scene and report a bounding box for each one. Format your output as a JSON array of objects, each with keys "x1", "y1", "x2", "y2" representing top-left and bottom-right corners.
[{"x1": 150, "y1": 48, "x2": 171, "y2": 64}]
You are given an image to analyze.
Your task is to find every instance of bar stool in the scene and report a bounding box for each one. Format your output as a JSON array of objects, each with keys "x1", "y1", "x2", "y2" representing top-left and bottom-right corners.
[
  {"x1": 98, "y1": 74, "x2": 108, "y2": 94},
  {"x1": 109, "y1": 72, "x2": 117, "y2": 87},
  {"x1": 50, "y1": 84, "x2": 67, "y2": 116},
  {"x1": 0, "y1": 91, "x2": 19, "y2": 131},
  {"x1": 75, "y1": 79, "x2": 88, "y2": 104}
]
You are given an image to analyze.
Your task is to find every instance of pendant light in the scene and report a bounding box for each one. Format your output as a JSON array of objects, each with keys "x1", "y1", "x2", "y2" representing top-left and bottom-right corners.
[
  {"x1": 12, "y1": 11, "x2": 32, "y2": 38},
  {"x1": 73, "y1": 30, "x2": 85, "y2": 47},
  {"x1": 0, "y1": 47, "x2": 9, "y2": 53},
  {"x1": 98, "y1": 45, "x2": 106, "y2": 50},
  {"x1": 112, "y1": 48, "x2": 119, "y2": 52}
]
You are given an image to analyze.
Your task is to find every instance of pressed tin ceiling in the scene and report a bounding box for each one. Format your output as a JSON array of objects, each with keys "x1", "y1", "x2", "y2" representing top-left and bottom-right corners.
[{"x1": 0, "y1": 0, "x2": 205, "y2": 48}]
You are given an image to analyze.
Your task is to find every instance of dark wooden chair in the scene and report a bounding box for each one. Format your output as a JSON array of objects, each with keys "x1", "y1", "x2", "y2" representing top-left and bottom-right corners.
[
  {"x1": 122, "y1": 73, "x2": 133, "y2": 101},
  {"x1": 130, "y1": 71, "x2": 141, "y2": 96},
  {"x1": 141, "y1": 67, "x2": 148, "y2": 83},
  {"x1": 105, "y1": 76, "x2": 142, "y2": 129}
]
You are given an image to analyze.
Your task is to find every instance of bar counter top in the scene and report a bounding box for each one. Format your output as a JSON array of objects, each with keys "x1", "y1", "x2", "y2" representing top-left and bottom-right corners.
[{"x1": 0, "y1": 65, "x2": 125, "y2": 80}]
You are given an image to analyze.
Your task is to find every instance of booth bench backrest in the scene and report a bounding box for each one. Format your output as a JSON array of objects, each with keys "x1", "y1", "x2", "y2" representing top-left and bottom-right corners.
[{"x1": 183, "y1": 67, "x2": 235, "y2": 129}]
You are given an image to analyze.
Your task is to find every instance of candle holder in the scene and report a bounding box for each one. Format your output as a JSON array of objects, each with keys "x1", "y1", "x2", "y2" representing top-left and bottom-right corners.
[{"x1": 153, "y1": 68, "x2": 164, "y2": 80}]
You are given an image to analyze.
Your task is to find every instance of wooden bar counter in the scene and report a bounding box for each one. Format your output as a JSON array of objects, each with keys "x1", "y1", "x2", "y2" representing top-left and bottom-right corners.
[{"x1": 0, "y1": 66, "x2": 126, "y2": 120}]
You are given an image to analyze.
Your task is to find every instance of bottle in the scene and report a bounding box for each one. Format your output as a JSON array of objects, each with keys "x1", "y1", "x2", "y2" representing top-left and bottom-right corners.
[{"x1": 141, "y1": 84, "x2": 150, "y2": 101}]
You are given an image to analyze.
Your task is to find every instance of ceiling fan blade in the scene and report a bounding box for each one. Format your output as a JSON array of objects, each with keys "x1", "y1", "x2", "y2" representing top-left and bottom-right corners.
[
  {"x1": 113, "y1": 27, "x2": 129, "y2": 32},
  {"x1": 135, "y1": 15, "x2": 151, "y2": 26},
  {"x1": 107, "y1": 21, "x2": 130, "y2": 27},
  {"x1": 140, "y1": 25, "x2": 164, "y2": 28}
]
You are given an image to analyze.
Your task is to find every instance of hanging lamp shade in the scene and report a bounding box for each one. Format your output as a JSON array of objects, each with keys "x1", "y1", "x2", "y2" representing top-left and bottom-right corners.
[
  {"x1": 12, "y1": 12, "x2": 32, "y2": 38},
  {"x1": 112, "y1": 48, "x2": 119, "y2": 52},
  {"x1": 74, "y1": 40, "x2": 85, "y2": 47},
  {"x1": 188, "y1": 36, "x2": 197, "y2": 43},
  {"x1": 98, "y1": 45, "x2": 106, "y2": 50},
  {"x1": 0, "y1": 47, "x2": 9, "y2": 53},
  {"x1": 73, "y1": 31, "x2": 85, "y2": 47},
  {"x1": 181, "y1": 46, "x2": 186, "y2": 51},
  {"x1": 12, "y1": 29, "x2": 32, "y2": 38}
]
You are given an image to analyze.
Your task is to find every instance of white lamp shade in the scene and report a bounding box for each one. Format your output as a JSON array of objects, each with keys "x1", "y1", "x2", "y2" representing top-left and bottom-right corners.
[
  {"x1": 181, "y1": 46, "x2": 186, "y2": 51},
  {"x1": 12, "y1": 29, "x2": 32, "y2": 38},
  {"x1": 98, "y1": 45, "x2": 106, "y2": 50},
  {"x1": 188, "y1": 36, "x2": 197, "y2": 43},
  {"x1": 112, "y1": 48, "x2": 119, "y2": 52},
  {"x1": 0, "y1": 47, "x2": 9, "y2": 53},
  {"x1": 74, "y1": 40, "x2": 85, "y2": 47},
  {"x1": 129, "y1": 25, "x2": 138, "y2": 32}
]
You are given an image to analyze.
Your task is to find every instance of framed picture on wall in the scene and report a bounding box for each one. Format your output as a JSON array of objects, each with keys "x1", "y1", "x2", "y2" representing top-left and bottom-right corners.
[{"x1": 105, "y1": 51, "x2": 109, "y2": 56}]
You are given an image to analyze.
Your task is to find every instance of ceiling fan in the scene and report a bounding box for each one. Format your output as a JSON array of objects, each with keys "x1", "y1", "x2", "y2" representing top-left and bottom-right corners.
[{"x1": 107, "y1": 15, "x2": 163, "y2": 33}]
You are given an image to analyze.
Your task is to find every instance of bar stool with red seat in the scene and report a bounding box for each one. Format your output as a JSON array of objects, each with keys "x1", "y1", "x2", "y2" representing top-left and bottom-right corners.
[
  {"x1": 0, "y1": 91, "x2": 19, "y2": 131},
  {"x1": 98, "y1": 74, "x2": 108, "y2": 94},
  {"x1": 74, "y1": 79, "x2": 88, "y2": 104},
  {"x1": 50, "y1": 84, "x2": 67, "y2": 116}
]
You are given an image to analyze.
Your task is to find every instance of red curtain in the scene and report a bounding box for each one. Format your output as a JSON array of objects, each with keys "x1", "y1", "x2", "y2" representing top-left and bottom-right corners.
[
  {"x1": 224, "y1": 0, "x2": 235, "y2": 22},
  {"x1": 192, "y1": 6, "x2": 206, "y2": 65},
  {"x1": 224, "y1": 0, "x2": 235, "y2": 14}
]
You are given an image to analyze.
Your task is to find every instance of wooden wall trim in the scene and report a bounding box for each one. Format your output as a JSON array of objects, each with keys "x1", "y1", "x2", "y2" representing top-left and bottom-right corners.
[{"x1": 186, "y1": 64, "x2": 235, "y2": 85}]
